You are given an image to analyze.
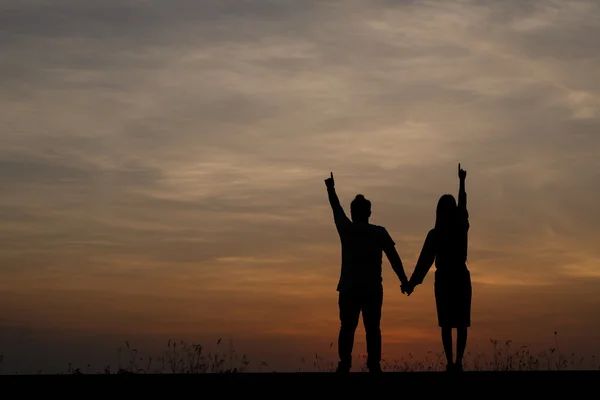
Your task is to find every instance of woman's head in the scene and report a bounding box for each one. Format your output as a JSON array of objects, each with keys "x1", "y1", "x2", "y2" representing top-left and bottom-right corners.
[{"x1": 435, "y1": 194, "x2": 457, "y2": 231}]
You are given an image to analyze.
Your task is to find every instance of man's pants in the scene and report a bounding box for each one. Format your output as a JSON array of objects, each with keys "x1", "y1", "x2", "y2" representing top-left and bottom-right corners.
[{"x1": 338, "y1": 289, "x2": 383, "y2": 370}]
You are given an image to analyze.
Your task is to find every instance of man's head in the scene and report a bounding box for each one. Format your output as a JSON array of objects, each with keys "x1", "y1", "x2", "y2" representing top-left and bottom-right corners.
[{"x1": 350, "y1": 194, "x2": 371, "y2": 222}]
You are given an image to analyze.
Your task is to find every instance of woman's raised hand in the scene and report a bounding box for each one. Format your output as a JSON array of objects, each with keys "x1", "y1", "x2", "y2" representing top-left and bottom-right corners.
[{"x1": 458, "y1": 163, "x2": 467, "y2": 180}]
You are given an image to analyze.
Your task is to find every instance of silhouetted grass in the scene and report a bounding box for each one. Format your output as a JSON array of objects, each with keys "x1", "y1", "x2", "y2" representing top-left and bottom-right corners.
[
  {"x1": 341, "y1": 332, "x2": 598, "y2": 372},
  {"x1": 94, "y1": 338, "x2": 250, "y2": 375},
  {"x1": 1, "y1": 332, "x2": 595, "y2": 374},
  {"x1": 53, "y1": 332, "x2": 599, "y2": 374}
]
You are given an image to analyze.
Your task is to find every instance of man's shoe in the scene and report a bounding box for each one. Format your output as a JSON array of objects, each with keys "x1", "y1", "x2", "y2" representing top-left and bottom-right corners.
[{"x1": 445, "y1": 363, "x2": 456, "y2": 372}]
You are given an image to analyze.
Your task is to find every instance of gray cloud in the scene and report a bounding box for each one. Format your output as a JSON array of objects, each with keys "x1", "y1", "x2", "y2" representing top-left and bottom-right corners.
[
  {"x1": 2, "y1": 0, "x2": 599, "y2": 272},
  {"x1": 1, "y1": 0, "x2": 600, "y2": 371}
]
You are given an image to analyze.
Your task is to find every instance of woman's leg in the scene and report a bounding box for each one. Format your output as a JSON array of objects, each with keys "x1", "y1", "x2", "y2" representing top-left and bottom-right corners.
[
  {"x1": 455, "y1": 268, "x2": 471, "y2": 370},
  {"x1": 456, "y1": 327, "x2": 468, "y2": 370},
  {"x1": 441, "y1": 327, "x2": 453, "y2": 369}
]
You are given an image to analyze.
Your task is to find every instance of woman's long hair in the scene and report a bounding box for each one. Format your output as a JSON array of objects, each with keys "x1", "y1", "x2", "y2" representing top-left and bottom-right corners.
[{"x1": 434, "y1": 194, "x2": 462, "y2": 263}]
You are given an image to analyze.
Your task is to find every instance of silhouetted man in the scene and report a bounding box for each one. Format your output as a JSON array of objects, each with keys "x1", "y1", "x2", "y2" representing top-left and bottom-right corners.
[{"x1": 325, "y1": 172, "x2": 409, "y2": 373}]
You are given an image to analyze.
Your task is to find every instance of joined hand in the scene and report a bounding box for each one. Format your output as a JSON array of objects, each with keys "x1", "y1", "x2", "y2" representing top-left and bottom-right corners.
[{"x1": 401, "y1": 281, "x2": 414, "y2": 296}]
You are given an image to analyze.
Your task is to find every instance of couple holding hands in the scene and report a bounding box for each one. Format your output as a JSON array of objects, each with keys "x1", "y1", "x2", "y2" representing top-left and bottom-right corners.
[{"x1": 325, "y1": 164, "x2": 470, "y2": 373}]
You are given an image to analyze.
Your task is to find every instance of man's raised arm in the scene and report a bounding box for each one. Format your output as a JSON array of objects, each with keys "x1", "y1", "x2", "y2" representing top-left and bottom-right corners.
[{"x1": 324, "y1": 172, "x2": 350, "y2": 226}]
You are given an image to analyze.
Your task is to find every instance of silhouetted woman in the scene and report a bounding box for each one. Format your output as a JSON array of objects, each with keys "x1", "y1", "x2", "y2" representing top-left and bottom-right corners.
[{"x1": 407, "y1": 163, "x2": 471, "y2": 372}]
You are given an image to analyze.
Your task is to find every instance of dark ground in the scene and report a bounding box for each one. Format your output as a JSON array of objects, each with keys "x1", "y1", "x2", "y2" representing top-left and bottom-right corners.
[{"x1": 1, "y1": 371, "x2": 597, "y2": 396}]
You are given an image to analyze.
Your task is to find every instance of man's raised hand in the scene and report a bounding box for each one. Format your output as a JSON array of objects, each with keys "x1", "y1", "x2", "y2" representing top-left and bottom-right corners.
[{"x1": 325, "y1": 172, "x2": 335, "y2": 189}]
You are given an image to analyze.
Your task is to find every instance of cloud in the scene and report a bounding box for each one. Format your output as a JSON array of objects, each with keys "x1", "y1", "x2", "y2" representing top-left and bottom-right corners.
[
  {"x1": 2, "y1": 0, "x2": 599, "y2": 282},
  {"x1": 1, "y1": 0, "x2": 600, "y2": 371}
]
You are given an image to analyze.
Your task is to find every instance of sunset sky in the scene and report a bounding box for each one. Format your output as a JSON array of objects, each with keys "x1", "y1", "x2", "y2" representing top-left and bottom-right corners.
[{"x1": 1, "y1": 0, "x2": 600, "y2": 373}]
